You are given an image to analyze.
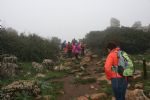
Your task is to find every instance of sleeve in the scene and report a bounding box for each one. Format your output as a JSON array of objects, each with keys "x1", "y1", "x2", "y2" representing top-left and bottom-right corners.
[{"x1": 104, "y1": 54, "x2": 113, "y2": 80}]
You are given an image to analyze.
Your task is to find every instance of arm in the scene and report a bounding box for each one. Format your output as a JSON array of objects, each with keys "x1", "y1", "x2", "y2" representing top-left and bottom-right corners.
[{"x1": 104, "y1": 54, "x2": 113, "y2": 80}]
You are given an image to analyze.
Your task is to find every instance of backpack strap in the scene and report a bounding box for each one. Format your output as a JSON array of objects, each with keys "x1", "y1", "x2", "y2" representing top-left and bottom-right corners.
[{"x1": 111, "y1": 51, "x2": 119, "y2": 72}]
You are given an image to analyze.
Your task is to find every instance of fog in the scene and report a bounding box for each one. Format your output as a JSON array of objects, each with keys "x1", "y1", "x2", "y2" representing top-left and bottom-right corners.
[{"x1": 1, "y1": 0, "x2": 150, "y2": 41}]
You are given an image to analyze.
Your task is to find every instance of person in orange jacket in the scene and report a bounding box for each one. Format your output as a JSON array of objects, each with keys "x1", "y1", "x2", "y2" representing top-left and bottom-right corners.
[{"x1": 104, "y1": 42, "x2": 128, "y2": 100}]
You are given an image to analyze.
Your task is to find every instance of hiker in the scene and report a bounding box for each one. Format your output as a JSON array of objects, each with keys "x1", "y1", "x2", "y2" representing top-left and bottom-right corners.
[
  {"x1": 80, "y1": 42, "x2": 85, "y2": 56},
  {"x1": 66, "y1": 42, "x2": 72, "y2": 58},
  {"x1": 71, "y1": 38, "x2": 77, "y2": 45},
  {"x1": 72, "y1": 43, "x2": 81, "y2": 60},
  {"x1": 104, "y1": 42, "x2": 128, "y2": 100},
  {"x1": 61, "y1": 40, "x2": 66, "y2": 50}
]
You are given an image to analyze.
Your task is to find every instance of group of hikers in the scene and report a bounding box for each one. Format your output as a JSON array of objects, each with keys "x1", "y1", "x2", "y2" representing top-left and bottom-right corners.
[{"x1": 61, "y1": 38, "x2": 85, "y2": 60}]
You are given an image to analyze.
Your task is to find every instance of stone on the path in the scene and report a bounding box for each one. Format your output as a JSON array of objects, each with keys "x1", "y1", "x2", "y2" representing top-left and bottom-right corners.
[
  {"x1": 80, "y1": 66, "x2": 85, "y2": 71},
  {"x1": 42, "y1": 95, "x2": 51, "y2": 100},
  {"x1": 77, "y1": 96, "x2": 88, "y2": 100},
  {"x1": 127, "y1": 83, "x2": 131, "y2": 88},
  {"x1": 134, "y1": 83, "x2": 144, "y2": 89},
  {"x1": 35, "y1": 95, "x2": 42, "y2": 100},
  {"x1": 147, "y1": 62, "x2": 150, "y2": 66},
  {"x1": 90, "y1": 85, "x2": 95, "y2": 89},
  {"x1": 83, "y1": 56, "x2": 91, "y2": 62},
  {"x1": 80, "y1": 62, "x2": 88, "y2": 67},
  {"x1": 82, "y1": 76, "x2": 96, "y2": 81},
  {"x1": 96, "y1": 61, "x2": 101, "y2": 66},
  {"x1": 92, "y1": 55, "x2": 98, "y2": 58},
  {"x1": 133, "y1": 70, "x2": 142, "y2": 80},
  {"x1": 96, "y1": 74, "x2": 111, "y2": 84},
  {"x1": 70, "y1": 69, "x2": 82, "y2": 74},
  {"x1": 63, "y1": 61, "x2": 72, "y2": 67},
  {"x1": 133, "y1": 74, "x2": 142, "y2": 80},
  {"x1": 90, "y1": 93, "x2": 107, "y2": 100},
  {"x1": 54, "y1": 64, "x2": 69, "y2": 71},
  {"x1": 112, "y1": 96, "x2": 115, "y2": 100}
]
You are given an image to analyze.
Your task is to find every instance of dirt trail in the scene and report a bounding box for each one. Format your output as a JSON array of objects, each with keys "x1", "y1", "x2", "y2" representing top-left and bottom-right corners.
[{"x1": 57, "y1": 59, "x2": 104, "y2": 100}]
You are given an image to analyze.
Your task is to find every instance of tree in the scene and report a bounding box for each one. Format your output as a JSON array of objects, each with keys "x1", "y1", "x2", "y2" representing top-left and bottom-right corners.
[
  {"x1": 85, "y1": 27, "x2": 150, "y2": 54},
  {"x1": 0, "y1": 27, "x2": 61, "y2": 62}
]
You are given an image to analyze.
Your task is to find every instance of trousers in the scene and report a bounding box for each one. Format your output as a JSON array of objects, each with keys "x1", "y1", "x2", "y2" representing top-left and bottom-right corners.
[{"x1": 111, "y1": 77, "x2": 128, "y2": 100}]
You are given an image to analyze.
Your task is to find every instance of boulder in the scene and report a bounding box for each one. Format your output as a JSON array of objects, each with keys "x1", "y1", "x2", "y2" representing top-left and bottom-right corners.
[
  {"x1": 0, "y1": 55, "x2": 21, "y2": 78},
  {"x1": 126, "y1": 89, "x2": 150, "y2": 100},
  {"x1": 42, "y1": 59, "x2": 54, "y2": 70},
  {"x1": 0, "y1": 80, "x2": 40, "y2": 100},
  {"x1": 32, "y1": 62, "x2": 43, "y2": 72},
  {"x1": 0, "y1": 63, "x2": 21, "y2": 78},
  {"x1": 2, "y1": 56, "x2": 18, "y2": 63}
]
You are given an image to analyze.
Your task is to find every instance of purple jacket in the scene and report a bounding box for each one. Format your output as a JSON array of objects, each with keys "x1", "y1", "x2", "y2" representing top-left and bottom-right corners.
[{"x1": 72, "y1": 44, "x2": 81, "y2": 54}]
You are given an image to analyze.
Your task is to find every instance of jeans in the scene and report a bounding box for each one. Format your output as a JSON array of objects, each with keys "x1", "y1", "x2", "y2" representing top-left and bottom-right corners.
[{"x1": 111, "y1": 77, "x2": 128, "y2": 100}]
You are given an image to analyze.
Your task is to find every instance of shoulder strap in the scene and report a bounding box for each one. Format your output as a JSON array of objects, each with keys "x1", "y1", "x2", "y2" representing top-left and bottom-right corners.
[{"x1": 118, "y1": 50, "x2": 127, "y2": 68}]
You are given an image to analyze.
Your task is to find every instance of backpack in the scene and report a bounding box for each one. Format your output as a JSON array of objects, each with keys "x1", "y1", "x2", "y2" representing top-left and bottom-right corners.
[{"x1": 112, "y1": 50, "x2": 134, "y2": 76}]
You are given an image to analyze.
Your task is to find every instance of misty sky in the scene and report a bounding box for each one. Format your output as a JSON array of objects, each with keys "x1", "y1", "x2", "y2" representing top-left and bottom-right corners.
[{"x1": 1, "y1": 0, "x2": 150, "y2": 41}]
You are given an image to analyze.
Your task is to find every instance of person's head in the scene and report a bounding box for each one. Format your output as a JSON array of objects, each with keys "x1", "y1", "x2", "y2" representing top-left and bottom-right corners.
[
  {"x1": 63, "y1": 40, "x2": 66, "y2": 43},
  {"x1": 68, "y1": 42, "x2": 70, "y2": 44},
  {"x1": 75, "y1": 42, "x2": 78, "y2": 46},
  {"x1": 106, "y1": 42, "x2": 117, "y2": 52}
]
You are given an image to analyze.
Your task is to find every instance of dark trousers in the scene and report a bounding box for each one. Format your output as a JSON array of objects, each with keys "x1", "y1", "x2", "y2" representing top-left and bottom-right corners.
[
  {"x1": 81, "y1": 49, "x2": 85, "y2": 56},
  {"x1": 111, "y1": 78, "x2": 128, "y2": 100},
  {"x1": 67, "y1": 50, "x2": 72, "y2": 58},
  {"x1": 74, "y1": 53, "x2": 79, "y2": 60}
]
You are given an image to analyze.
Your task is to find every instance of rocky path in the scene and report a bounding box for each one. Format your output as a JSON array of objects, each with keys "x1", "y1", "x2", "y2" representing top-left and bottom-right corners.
[
  {"x1": 56, "y1": 58, "x2": 107, "y2": 100},
  {"x1": 51, "y1": 54, "x2": 150, "y2": 100}
]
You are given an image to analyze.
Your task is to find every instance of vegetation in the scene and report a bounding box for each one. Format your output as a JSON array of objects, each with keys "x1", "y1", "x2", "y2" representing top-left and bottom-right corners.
[
  {"x1": 0, "y1": 27, "x2": 61, "y2": 62},
  {"x1": 1, "y1": 25, "x2": 150, "y2": 99},
  {"x1": 0, "y1": 61, "x2": 67, "y2": 100},
  {"x1": 85, "y1": 27, "x2": 150, "y2": 55}
]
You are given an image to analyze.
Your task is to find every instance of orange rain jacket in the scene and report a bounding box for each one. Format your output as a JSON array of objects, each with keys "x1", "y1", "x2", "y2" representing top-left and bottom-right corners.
[{"x1": 104, "y1": 47, "x2": 123, "y2": 80}]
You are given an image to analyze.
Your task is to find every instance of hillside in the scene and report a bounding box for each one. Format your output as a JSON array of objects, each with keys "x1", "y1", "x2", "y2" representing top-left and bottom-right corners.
[{"x1": 0, "y1": 50, "x2": 150, "y2": 100}]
